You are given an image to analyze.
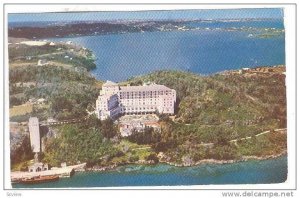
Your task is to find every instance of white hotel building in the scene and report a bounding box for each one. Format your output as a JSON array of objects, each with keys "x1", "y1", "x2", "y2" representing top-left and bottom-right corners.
[{"x1": 96, "y1": 81, "x2": 176, "y2": 120}]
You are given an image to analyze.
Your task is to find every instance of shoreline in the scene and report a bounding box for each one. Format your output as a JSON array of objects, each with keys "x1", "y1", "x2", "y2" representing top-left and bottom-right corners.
[{"x1": 82, "y1": 150, "x2": 287, "y2": 172}]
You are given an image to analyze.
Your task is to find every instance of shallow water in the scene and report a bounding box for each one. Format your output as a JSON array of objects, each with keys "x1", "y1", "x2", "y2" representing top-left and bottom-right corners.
[{"x1": 12, "y1": 155, "x2": 287, "y2": 188}]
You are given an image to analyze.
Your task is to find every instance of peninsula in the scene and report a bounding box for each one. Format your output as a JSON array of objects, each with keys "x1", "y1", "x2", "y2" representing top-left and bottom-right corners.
[{"x1": 9, "y1": 38, "x2": 286, "y2": 178}]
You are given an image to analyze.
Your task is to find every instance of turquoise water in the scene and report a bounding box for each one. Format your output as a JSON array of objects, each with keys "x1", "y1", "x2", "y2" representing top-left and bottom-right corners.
[
  {"x1": 50, "y1": 20, "x2": 285, "y2": 82},
  {"x1": 12, "y1": 155, "x2": 287, "y2": 188}
]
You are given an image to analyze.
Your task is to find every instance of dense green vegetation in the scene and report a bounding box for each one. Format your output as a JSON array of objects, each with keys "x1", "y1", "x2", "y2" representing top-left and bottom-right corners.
[
  {"x1": 42, "y1": 116, "x2": 156, "y2": 167},
  {"x1": 10, "y1": 136, "x2": 33, "y2": 165},
  {"x1": 9, "y1": 65, "x2": 100, "y2": 122},
  {"x1": 237, "y1": 130, "x2": 287, "y2": 156},
  {"x1": 128, "y1": 70, "x2": 286, "y2": 137},
  {"x1": 9, "y1": 42, "x2": 102, "y2": 170},
  {"x1": 9, "y1": 44, "x2": 59, "y2": 60},
  {"x1": 9, "y1": 46, "x2": 287, "y2": 169},
  {"x1": 9, "y1": 43, "x2": 96, "y2": 71},
  {"x1": 42, "y1": 116, "x2": 119, "y2": 167},
  {"x1": 127, "y1": 127, "x2": 161, "y2": 145},
  {"x1": 125, "y1": 70, "x2": 287, "y2": 163}
]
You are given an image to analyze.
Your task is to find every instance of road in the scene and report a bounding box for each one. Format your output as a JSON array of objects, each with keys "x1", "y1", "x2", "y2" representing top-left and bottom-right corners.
[
  {"x1": 230, "y1": 128, "x2": 286, "y2": 143},
  {"x1": 198, "y1": 128, "x2": 287, "y2": 147}
]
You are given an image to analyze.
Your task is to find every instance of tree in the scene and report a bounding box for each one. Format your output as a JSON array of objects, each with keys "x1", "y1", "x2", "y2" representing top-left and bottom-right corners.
[
  {"x1": 43, "y1": 123, "x2": 120, "y2": 167},
  {"x1": 50, "y1": 96, "x2": 73, "y2": 113},
  {"x1": 127, "y1": 127, "x2": 161, "y2": 145},
  {"x1": 214, "y1": 130, "x2": 231, "y2": 146},
  {"x1": 101, "y1": 118, "x2": 117, "y2": 138},
  {"x1": 9, "y1": 96, "x2": 23, "y2": 107},
  {"x1": 152, "y1": 140, "x2": 177, "y2": 152},
  {"x1": 146, "y1": 153, "x2": 159, "y2": 164},
  {"x1": 11, "y1": 136, "x2": 34, "y2": 166},
  {"x1": 83, "y1": 114, "x2": 102, "y2": 129}
]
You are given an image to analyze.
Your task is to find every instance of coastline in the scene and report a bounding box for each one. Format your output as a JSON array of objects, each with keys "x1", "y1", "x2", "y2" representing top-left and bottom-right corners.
[
  {"x1": 12, "y1": 153, "x2": 288, "y2": 187},
  {"x1": 9, "y1": 38, "x2": 287, "y2": 177},
  {"x1": 82, "y1": 150, "x2": 287, "y2": 172}
]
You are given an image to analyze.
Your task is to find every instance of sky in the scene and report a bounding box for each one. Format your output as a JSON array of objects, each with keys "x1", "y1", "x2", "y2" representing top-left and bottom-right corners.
[{"x1": 8, "y1": 8, "x2": 284, "y2": 23}]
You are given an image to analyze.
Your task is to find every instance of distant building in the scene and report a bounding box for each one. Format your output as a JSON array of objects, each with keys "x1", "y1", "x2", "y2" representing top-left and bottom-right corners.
[
  {"x1": 28, "y1": 117, "x2": 41, "y2": 153},
  {"x1": 47, "y1": 118, "x2": 57, "y2": 123},
  {"x1": 37, "y1": 59, "x2": 48, "y2": 66},
  {"x1": 37, "y1": 98, "x2": 46, "y2": 104},
  {"x1": 96, "y1": 81, "x2": 176, "y2": 120},
  {"x1": 28, "y1": 98, "x2": 37, "y2": 104},
  {"x1": 28, "y1": 162, "x2": 48, "y2": 172},
  {"x1": 61, "y1": 162, "x2": 67, "y2": 168},
  {"x1": 239, "y1": 67, "x2": 250, "y2": 74}
]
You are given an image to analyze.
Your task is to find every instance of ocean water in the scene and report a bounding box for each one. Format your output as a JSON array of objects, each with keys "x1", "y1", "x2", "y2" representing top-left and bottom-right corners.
[
  {"x1": 12, "y1": 155, "x2": 287, "y2": 188},
  {"x1": 16, "y1": 20, "x2": 286, "y2": 188},
  {"x1": 49, "y1": 20, "x2": 285, "y2": 82},
  {"x1": 187, "y1": 19, "x2": 284, "y2": 29}
]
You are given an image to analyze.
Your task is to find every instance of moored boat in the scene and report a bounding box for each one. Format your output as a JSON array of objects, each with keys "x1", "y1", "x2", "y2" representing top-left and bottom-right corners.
[{"x1": 20, "y1": 175, "x2": 59, "y2": 184}]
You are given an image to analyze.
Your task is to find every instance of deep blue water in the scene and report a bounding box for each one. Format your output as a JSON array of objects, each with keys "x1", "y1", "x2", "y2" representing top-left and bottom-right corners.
[
  {"x1": 12, "y1": 155, "x2": 287, "y2": 188},
  {"x1": 13, "y1": 20, "x2": 287, "y2": 188},
  {"x1": 49, "y1": 20, "x2": 285, "y2": 82}
]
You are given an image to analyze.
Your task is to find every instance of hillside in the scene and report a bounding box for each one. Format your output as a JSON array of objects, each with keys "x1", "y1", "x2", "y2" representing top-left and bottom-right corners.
[
  {"x1": 9, "y1": 42, "x2": 102, "y2": 169},
  {"x1": 9, "y1": 58, "x2": 287, "y2": 169},
  {"x1": 125, "y1": 67, "x2": 286, "y2": 163},
  {"x1": 128, "y1": 67, "x2": 286, "y2": 133},
  {"x1": 9, "y1": 39, "x2": 101, "y2": 123}
]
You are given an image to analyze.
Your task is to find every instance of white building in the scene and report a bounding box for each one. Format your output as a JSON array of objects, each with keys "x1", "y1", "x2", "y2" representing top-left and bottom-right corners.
[
  {"x1": 37, "y1": 98, "x2": 46, "y2": 104},
  {"x1": 37, "y1": 59, "x2": 48, "y2": 66},
  {"x1": 28, "y1": 162, "x2": 48, "y2": 172},
  {"x1": 28, "y1": 117, "x2": 41, "y2": 153},
  {"x1": 96, "y1": 81, "x2": 176, "y2": 120}
]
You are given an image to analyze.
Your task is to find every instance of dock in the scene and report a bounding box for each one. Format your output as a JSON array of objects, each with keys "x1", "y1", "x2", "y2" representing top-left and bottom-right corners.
[{"x1": 11, "y1": 163, "x2": 86, "y2": 183}]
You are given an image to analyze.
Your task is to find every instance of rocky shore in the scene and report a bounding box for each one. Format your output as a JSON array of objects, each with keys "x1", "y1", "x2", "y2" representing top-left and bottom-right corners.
[
  {"x1": 162, "y1": 150, "x2": 288, "y2": 167},
  {"x1": 82, "y1": 150, "x2": 287, "y2": 172}
]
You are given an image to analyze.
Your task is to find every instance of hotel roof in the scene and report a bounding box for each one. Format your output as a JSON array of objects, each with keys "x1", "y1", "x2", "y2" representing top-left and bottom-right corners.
[{"x1": 120, "y1": 84, "x2": 173, "y2": 92}]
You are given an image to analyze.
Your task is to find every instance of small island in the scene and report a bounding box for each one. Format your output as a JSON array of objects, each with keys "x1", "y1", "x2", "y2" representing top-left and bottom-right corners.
[{"x1": 9, "y1": 37, "x2": 287, "y2": 183}]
